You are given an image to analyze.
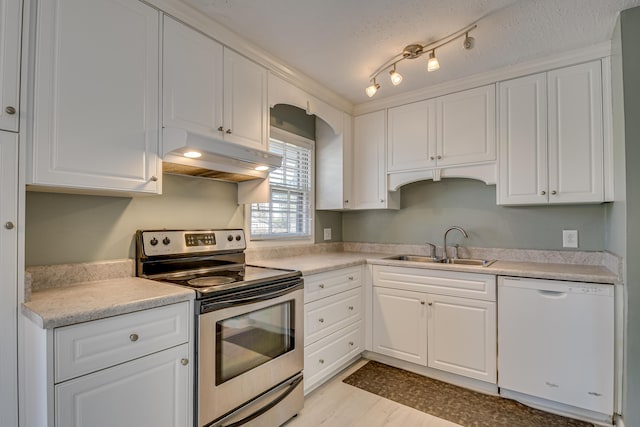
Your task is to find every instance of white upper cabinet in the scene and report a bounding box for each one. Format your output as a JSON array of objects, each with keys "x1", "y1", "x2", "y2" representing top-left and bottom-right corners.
[
  {"x1": 387, "y1": 99, "x2": 436, "y2": 172},
  {"x1": 498, "y1": 60, "x2": 604, "y2": 205},
  {"x1": 387, "y1": 85, "x2": 495, "y2": 173},
  {"x1": 0, "y1": 0, "x2": 22, "y2": 132},
  {"x1": 222, "y1": 48, "x2": 268, "y2": 149},
  {"x1": 316, "y1": 112, "x2": 353, "y2": 210},
  {"x1": 353, "y1": 110, "x2": 400, "y2": 210},
  {"x1": 163, "y1": 17, "x2": 268, "y2": 150},
  {"x1": 163, "y1": 15, "x2": 223, "y2": 140},
  {"x1": 29, "y1": 0, "x2": 161, "y2": 194},
  {"x1": 436, "y1": 85, "x2": 496, "y2": 167}
]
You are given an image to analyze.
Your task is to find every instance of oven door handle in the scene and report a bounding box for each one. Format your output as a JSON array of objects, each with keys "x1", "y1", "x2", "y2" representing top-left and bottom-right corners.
[
  {"x1": 223, "y1": 282, "x2": 301, "y2": 307},
  {"x1": 218, "y1": 374, "x2": 303, "y2": 427}
]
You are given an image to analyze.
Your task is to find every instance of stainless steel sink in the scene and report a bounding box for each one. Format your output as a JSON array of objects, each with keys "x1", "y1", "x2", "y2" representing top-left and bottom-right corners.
[
  {"x1": 385, "y1": 255, "x2": 496, "y2": 267},
  {"x1": 385, "y1": 255, "x2": 440, "y2": 263},
  {"x1": 439, "y1": 258, "x2": 496, "y2": 267}
]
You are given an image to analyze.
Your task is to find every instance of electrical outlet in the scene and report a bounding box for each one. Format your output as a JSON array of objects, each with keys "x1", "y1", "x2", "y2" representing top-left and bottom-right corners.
[
  {"x1": 323, "y1": 228, "x2": 332, "y2": 241},
  {"x1": 563, "y1": 230, "x2": 578, "y2": 248}
]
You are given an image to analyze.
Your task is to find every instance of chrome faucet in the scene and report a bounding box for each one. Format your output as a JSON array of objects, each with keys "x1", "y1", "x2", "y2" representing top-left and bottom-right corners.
[{"x1": 443, "y1": 226, "x2": 468, "y2": 259}]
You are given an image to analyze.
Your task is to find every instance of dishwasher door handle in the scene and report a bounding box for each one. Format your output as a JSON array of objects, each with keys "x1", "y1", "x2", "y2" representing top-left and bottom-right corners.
[{"x1": 537, "y1": 290, "x2": 567, "y2": 298}]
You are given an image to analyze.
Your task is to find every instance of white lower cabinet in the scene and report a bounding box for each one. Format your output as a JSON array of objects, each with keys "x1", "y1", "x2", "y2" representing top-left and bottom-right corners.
[
  {"x1": 23, "y1": 301, "x2": 193, "y2": 427},
  {"x1": 303, "y1": 266, "x2": 364, "y2": 394},
  {"x1": 55, "y1": 344, "x2": 189, "y2": 427},
  {"x1": 372, "y1": 265, "x2": 497, "y2": 384}
]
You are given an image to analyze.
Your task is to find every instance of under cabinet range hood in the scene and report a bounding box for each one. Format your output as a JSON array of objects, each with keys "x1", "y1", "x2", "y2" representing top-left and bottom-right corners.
[{"x1": 162, "y1": 127, "x2": 282, "y2": 182}]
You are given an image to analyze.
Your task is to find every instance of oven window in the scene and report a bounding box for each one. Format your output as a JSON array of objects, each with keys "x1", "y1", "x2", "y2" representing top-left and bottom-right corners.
[{"x1": 215, "y1": 301, "x2": 295, "y2": 385}]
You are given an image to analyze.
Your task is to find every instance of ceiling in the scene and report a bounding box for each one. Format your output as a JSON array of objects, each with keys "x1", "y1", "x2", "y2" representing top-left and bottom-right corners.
[{"x1": 182, "y1": 0, "x2": 640, "y2": 105}]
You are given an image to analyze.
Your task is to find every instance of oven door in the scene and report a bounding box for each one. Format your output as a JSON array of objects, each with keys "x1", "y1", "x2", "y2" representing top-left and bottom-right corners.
[{"x1": 197, "y1": 279, "x2": 304, "y2": 427}]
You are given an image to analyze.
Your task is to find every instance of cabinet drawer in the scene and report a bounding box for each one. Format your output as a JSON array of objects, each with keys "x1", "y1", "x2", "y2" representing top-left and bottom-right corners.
[
  {"x1": 55, "y1": 302, "x2": 189, "y2": 383},
  {"x1": 373, "y1": 265, "x2": 496, "y2": 301},
  {"x1": 304, "y1": 288, "x2": 361, "y2": 345},
  {"x1": 304, "y1": 266, "x2": 362, "y2": 303},
  {"x1": 304, "y1": 321, "x2": 362, "y2": 393}
]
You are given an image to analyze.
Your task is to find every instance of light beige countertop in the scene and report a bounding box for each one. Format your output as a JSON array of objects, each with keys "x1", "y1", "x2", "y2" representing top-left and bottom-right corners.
[
  {"x1": 250, "y1": 252, "x2": 618, "y2": 284},
  {"x1": 22, "y1": 277, "x2": 195, "y2": 329}
]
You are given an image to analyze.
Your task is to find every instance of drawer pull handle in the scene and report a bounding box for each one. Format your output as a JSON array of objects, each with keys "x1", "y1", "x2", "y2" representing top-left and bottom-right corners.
[
  {"x1": 348, "y1": 306, "x2": 354, "y2": 311},
  {"x1": 129, "y1": 333, "x2": 139, "y2": 342},
  {"x1": 348, "y1": 276, "x2": 354, "y2": 280},
  {"x1": 319, "y1": 359, "x2": 325, "y2": 364},
  {"x1": 349, "y1": 341, "x2": 354, "y2": 346},
  {"x1": 318, "y1": 318, "x2": 324, "y2": 323},
  {"x1": 319, "y1": 283, "x2": 325, "y2": 289},
  {"x1": 181, "y1": 358, "x2": 189, "y2": 366}
]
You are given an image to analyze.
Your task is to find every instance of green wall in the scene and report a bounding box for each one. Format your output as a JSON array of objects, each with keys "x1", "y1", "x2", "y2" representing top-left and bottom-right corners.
[
  {"x1": 343, "y1": 179, "x2": 606, "y2": 251},
  {"x1": 25, "y1": 174, "x2": 242, "y2": 265},
  {"x1": 618, "y1": 6, "x2": 640, "y2": 425}
]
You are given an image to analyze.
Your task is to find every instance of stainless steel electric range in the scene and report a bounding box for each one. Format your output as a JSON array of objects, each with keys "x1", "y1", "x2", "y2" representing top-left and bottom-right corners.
[{"x1": 136, "y1": 229, "x2": 304, "y2": 427}]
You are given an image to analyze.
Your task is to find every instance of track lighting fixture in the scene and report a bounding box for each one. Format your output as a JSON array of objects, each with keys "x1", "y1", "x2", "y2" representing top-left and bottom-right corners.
[
  {"x1": 365, "y1": 23, "x2": 477, "y2": 97},
  {"x1": 365, "y1": 78, "x2": 380, "y2": 98},
  {"x1": 389, "y1": 64, "x2": 403, "y2": 85}
]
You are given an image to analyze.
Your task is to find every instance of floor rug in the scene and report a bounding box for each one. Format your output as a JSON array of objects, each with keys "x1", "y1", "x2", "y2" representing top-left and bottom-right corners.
[{"x1": 343, "y1": 361, "x2": 595, "y2": 427}]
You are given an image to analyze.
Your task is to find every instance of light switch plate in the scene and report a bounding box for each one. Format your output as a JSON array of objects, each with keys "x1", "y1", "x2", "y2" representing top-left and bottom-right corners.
[
  {"x1": 563, "y1": 230, "x2": 578, "y2": 248},
  {"x1": 323, "y1": 228, "x2": 332, "y2": 241}
]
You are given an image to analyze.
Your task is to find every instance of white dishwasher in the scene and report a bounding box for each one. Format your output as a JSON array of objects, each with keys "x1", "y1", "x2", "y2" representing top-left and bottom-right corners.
[{"x1": 498, "y1": 277, "x2": 614, "y2": 416}]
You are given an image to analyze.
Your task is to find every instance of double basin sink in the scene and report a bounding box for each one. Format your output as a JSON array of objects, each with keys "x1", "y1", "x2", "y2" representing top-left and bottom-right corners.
[{"x1": 385, "y1": 255, "x2": 496, "y2": 267}]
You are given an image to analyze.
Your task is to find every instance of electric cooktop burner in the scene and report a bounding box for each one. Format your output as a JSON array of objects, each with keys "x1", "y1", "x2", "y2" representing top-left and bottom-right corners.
[{"x1": 187, "y1": 276, "x2": 236, "y2": 287}]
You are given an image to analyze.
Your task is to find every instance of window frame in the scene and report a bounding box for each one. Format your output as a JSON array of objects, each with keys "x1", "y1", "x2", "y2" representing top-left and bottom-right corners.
[{"x1": 245, "y1": 127, "x2": 315, "y2": 246}]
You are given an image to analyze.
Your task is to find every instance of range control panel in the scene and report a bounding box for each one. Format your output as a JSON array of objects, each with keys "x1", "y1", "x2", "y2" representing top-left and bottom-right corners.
[{"x1": 140, "y1": 229, "x2": 246, "y2": 256}]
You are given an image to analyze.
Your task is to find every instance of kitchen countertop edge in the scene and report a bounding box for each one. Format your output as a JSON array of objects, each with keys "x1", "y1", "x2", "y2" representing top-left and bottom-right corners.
[
  {"x1": 22, "y1": 277, "x2": 195, "y2": 329},
  {"x1": 250, "y1": 252, "x2": 619, "y2": 284}
]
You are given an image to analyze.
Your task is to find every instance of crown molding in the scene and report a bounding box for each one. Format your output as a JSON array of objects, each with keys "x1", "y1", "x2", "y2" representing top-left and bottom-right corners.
[
  {"x1": 144, "y1": 0, "x2": 354, "y2": 114},
  {"x1": 354, "y1": 41, "x2": 612, "y2": 116}
]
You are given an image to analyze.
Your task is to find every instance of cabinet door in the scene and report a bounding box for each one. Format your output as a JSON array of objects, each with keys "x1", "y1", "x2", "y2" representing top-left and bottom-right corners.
[
  {"x1": 497, "y1": 73, "x2": 548, "y2": 205},
  {"x1": 427, "y1": 294, "x2": 496, "y2": 383},
  {"x1": 55, "y1": 344, "x2": 190, "y2": 427},
  {"x1": 0, "y1": 0, "x2": 21, "y2": 132},
  {"x1": 436, "y1": 85, "x2": 496, "y2": 167},
  {"x1": 387, "y1": 99, "x2": 436, "y2": 172},
  {"x1": 372, "y1": 287, "x2": 427, "y2": 365},
  {"x1": 0, "y1": 131, "x2": 18, "y2": 427},
  {"x1": 223, "y1": 48, "x2": 268, "y2": 149},
  {"x1": 31, "y1": 0, "x2": 160, "y2": 194},
  {"x1": 163, "y1": 15, "x2": 223, "y2": 139},
  {"x1": 548, "y1": 61, "x2": 604, "y2": 203},
  {"x1": 353, "y1": 110, "x2": 388, "y2": 209}
]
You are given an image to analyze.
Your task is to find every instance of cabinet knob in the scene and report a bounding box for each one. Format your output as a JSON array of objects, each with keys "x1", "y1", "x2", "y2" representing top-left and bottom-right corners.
[
  {"x1": 428, "y1": 302, "x2": 433, "y2": 306},
  {"x1": 226, "y1": 129, "x2": 232, "y2": 134},
  {"x1": 348, "y1": 305, "x2": 354, "y2": 311},
  {"x1": 344, "y1": 200, "x2": 349, "y2": 204},
  {"x1": 430, "y1": 156, "x2": 435, "y2": 160},
  {"x1": 551, "y1": 190, "x2": 557, "y2": 195},
  {"x1": 349, "y1": 341, "x2": 354, "y2": 346},
  {"x1": 318, "y1": 318, "x2": 324, "y2": 323},
  {"x1": 150, "y1": 176, "x2": 158, "y2": 182},
  {"x1": 218, "y1": 126, "x2": 224, "y2": 132},
  {"x1": 5, "y1": 106, "x2": 16, "y2": 115},
  {"x1": 319, "y1": 283, "x2": 325, "y2": 289},
  {"x1": 380, "y1": 199, "x2": 385, "y2": 203},
  {"x1": 181, "y1": 358, "x2": 189, "y2": 366},
  {"x1": 437, "y1": 155, "x2": 442, "y2": 160},
  {"x1": 540, "y1": 190, "x2": 546, "y2": 196},
  {"x1": 348, "y1": 276, "x2": 354, "y2": 281},
  {"x1": 319, "y1": 359, "x2": 325, "y2": 364},
  {"x1": 420, "y1": 301, "x2": 425, "y2": 305},
  {"x1": 129, "y1": 333, "x2": 139, "y2": 342},
  {"x1": 4, "y1": 221, "x2": 15, "y2": 230}
]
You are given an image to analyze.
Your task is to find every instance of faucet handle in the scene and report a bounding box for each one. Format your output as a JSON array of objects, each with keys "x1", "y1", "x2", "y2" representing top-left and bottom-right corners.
[{"x1": 425, "y1": 242, "x2": 437, "y2": 258}]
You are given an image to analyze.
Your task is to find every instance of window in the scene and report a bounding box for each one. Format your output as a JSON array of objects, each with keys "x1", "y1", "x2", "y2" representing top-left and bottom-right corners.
[{"x1": 250, "y1": 128, "x2": 313, "y2": 240}]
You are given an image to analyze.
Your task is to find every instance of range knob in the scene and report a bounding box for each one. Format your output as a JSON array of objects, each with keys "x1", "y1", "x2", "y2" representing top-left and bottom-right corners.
[
  {"x1": 235, "y1": 235, "x2": 242, "y2": 241},
  {"x1": 227, "y1": 235, "x2": 234, "y2": 242},
  {"x1": 150, "y1": 238, "x2": 158, "y2": 246},
  {"x1": 162, "y1": 237, "x2": 171, "y2": 245}
]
